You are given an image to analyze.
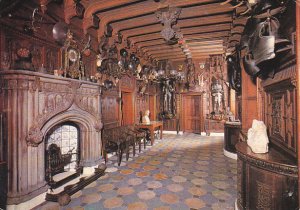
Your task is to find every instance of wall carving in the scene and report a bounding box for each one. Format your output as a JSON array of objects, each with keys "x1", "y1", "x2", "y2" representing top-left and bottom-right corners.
[
  {"x1": 261, "y1": 65, "x2": 297, "y2": 158},
  {"x1": 2, "y1": 26, "x2": 60, "y2": 73},
  {"x1": 256, "y1": 181, "x2": 272, "y2": 210},
  {"x1": 102, "y1": 88, "x2": 120, "y2": 128},
  {"x1": 120, "y1": 75, "x2": 135, "y2": 92},
  {"x1": 1, "y1": 71, "x2": 102, "y2": 146},
  {"x1": 237, "y1": 151, "x2": 298, "y2": 177}
]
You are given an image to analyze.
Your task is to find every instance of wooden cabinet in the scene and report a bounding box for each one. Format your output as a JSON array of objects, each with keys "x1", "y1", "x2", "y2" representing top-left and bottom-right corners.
[
  {"x1": 224, "y1": 122, "x2": 241, "y2": 153},
  {"x1": 236, "y1": 141, "x2": 298, "y2": 210}
]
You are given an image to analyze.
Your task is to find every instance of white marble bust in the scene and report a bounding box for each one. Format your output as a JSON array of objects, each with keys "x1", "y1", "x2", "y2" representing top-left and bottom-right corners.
[
  {"x1": 142, "y1": 110, "x2": 150, "y2": 124},
  {"x1": 247, "y1": 119, "x2": 269, "y2": 153}
]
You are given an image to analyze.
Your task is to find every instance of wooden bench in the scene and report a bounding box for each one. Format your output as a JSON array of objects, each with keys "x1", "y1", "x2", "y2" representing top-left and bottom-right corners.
[
  {"x1": 122, "y1": 125, "x2": 147, "y2": 152},
  {"x1": 102, "y1": 125, "x2": 147, "y2": 166}
]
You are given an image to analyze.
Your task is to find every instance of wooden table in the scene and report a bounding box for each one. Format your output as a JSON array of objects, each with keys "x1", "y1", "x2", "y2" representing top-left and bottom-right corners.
[{"x1": 137, "y1": 121, "x2": 163, "y2": 145}]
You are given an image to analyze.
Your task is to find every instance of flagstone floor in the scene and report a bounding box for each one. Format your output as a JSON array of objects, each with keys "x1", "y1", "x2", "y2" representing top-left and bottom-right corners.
[{"x1": 35, "y1": 133, "x2": 237, "y2": 210}]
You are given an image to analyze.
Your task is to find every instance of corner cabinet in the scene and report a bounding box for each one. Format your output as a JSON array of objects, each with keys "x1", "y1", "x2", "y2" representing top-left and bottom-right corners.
[{"x1": 236, "y1": 141, "x2": 298, "y2": 210}]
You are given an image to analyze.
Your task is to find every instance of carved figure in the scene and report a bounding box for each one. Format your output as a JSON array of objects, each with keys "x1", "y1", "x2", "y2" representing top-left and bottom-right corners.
[
  {"x1": 247, "y1": 119, "x2": 269, "y2": 153},
  {"x1": 186, "y1": 59, "x2": 195, "y2": 85},
  {"x1": 211, "y1": 80, "x2": 223, "y2": 114},
  {"x1": 1, "y1": 51, "x2": 10, "y2": 70},
  {"x1": 31, "y1": 47, "x2": 42, "y2": 71},
  {"x1": 142, "y1": 110, "x2": 151, "y2": 124}
]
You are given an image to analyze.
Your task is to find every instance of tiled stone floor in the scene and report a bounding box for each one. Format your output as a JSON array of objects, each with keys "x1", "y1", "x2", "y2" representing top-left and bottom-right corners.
[{"x1": 35, "y1": 133, "x2": 237, "y2": 210}]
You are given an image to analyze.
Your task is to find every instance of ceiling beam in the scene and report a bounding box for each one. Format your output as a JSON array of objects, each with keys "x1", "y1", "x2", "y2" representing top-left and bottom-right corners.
[
  {"x1": 130, "y1": 24, "x2": 231, "y2": 43},
  {"x1": 96, "y1": 1, "x2": 232, "y2": 39},
  {"x1": 111, "y1": 3, "x2": 233, "y2": 33},
  {"x1": 121, "y1": 14, "x2": 232, "y2": 39}
]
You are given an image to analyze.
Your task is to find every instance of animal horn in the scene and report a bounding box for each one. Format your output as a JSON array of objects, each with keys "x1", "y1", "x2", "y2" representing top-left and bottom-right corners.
[
  {"x1": 220, "y1": 0, "x2": 232, "y2": 5},
  {"x1": 230, "y1": 1, "x2": 244, "y2": 9}
]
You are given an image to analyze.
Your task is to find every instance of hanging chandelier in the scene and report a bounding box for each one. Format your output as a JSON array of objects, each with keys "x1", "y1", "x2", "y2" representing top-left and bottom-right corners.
[{"x1": 157, "y1": 60, "x2": 185, "y2": 82}]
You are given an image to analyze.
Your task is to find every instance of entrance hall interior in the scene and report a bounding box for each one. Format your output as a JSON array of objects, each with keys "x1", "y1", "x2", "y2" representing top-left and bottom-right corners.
[{"x1": 0, "y1": 1, "x2": 299, "y2": 209}]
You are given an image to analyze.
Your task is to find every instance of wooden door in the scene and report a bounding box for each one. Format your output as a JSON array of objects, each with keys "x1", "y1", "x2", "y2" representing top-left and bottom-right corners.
[
  {"x1": 121, "y1": 92, "x2": 134, "y2": 126},
  {"x1": 182, "y1": 94, "x2": 203, "y2": 133},
  {"x1": 149, "y1": 95, "x2": 156, "y2": 121}
]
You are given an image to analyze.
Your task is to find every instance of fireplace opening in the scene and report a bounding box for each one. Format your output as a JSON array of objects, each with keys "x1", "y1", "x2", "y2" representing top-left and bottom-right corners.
[{"x1": 45, "y1": 122, "x2": 83, "y2": 189}]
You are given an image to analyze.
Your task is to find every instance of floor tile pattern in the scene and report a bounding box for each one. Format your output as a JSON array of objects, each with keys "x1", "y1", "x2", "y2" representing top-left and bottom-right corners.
[{"x1": 35, "y1": 133, "x2": 237, "y2": 210}]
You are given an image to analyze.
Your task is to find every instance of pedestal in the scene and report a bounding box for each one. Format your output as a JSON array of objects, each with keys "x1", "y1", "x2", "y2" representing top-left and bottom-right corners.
[{"x1": 223, "y1": 121, "x2": 241, "y2": 159}]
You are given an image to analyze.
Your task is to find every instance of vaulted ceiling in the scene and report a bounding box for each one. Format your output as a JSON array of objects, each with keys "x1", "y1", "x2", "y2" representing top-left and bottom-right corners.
[{"x1": 75, "y1": 0, "x2": 247, "y2": 62}]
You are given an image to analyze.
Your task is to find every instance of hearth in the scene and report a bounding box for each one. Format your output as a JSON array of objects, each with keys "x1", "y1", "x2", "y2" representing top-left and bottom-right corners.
[{"x1": 45, "y1": 122, "x2": 83, "y2": 189}]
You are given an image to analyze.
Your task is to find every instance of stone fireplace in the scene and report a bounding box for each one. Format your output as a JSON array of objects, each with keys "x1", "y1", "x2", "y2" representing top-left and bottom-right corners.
[{"x1": 0, "y1": 70, "x2": 103, "y2": 205}]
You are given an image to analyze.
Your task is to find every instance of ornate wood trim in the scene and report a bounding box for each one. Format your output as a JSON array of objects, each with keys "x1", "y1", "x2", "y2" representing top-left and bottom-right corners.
[
  {"x1": 256, "y1": 180, "x2": 272, "y2": 209},
  {"x1": 64, "y1": 0, "x2": 85, "y2": 24},
  {"x1": 261, "y1": 65, "x2": 296, "y2": 88},
  {"x1": 236, "y1": 151, "x2": 298, "y2": 177},
  {"x1": 0, "y1": 23, "x2": 58, "y2": 48},
  {"x1": 0, "y1": 70, "x2": 102, "y2": 147},
  {"x1": 296, "y1": 3, "x2": 300, "y2": 204},
  {"x1": 120, "y1": 75, "x2": 136, "y2": 92}
]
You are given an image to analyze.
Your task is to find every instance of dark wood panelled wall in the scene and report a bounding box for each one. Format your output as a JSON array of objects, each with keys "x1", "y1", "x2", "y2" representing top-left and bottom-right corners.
[
  {"x1": 0, "y1": 0, "x2": 299, "y2": 208},
  {"x1": 296, "y1": 3, "x2": 300, "y2": 204},
  {"x1": 236, "y1": 3, "x2": 299, "y2": 209}
]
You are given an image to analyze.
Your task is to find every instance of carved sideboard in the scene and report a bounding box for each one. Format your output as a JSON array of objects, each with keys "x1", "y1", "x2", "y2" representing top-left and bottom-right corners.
[
  {"x1": 236, "y1": 141, "x2": 298, "y2": 210},
  {"x1": 0, "y1": 70, "x2": 103, "y2": 204}
]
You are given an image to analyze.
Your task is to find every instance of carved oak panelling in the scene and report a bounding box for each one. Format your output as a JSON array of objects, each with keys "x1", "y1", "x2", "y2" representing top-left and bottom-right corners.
[
  {"x1": 2, "y1": 27, "x2": 60, "y2": 73},
  {"x1": 136, "y1": 95, "x2": 149, "y2": 123},
  {"x1": 256, "y1": 181, "x2": 272, "y2": 210},
  {"x1": 120, "y1": 75, "x2": 135, "y2": 92},
  {"x1": 261, "y1": 65, "x2": 297, "y2": 158},
  {"x1": 102, "y1": 88, "x2": 120, "y2": 128},
  {"x1": 45, "y1": 48, "x2": 59, "y2": 74}
]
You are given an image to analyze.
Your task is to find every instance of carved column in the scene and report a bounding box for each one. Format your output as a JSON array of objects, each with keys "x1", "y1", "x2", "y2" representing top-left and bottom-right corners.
[
  {"x1": 0, "y1": 75, "x2": 48, "y2": 204},
  {"x1": 296, "y1": 3, "x2": 300, "y2": 205},
  {"x1": 240, "y1": 55, "x2": 258, "y2": 130}
]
